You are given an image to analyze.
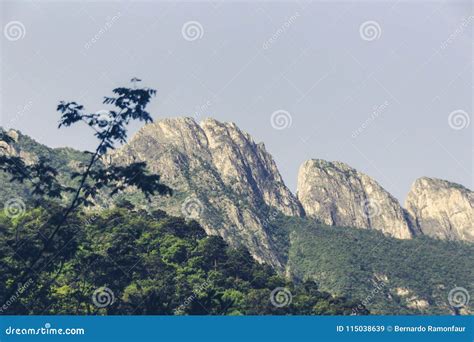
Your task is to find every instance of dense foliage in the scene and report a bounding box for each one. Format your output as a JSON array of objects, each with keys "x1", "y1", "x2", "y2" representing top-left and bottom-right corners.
[
  {"x1": 0, "y1": 131, "x2": 90, "y2": 206},
  {"x1": 0, "y1": 80, "x2": 469, "y2": 316},
  {"x1": 1, "y1": 128, "x2": 471, "y2": 316},
  {"x1": 0, "y1": 205, "x2": 365, "y2": 315},
  {"x1": 0, "y1": 81, "x2": 177, "y2": 313},
  {"x1": 275, "y1": 216, "x2": 474, "y2": 315}
]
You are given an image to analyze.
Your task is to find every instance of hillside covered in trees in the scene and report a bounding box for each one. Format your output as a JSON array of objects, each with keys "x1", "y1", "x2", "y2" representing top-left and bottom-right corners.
[
  {"x1": 275, "y1": 216, "x2": 474, "y2": 315},
  {"x1": 0, "y1": 81, "x2": 471, "y2": 316},
  {"x1": 1, "y1": 125, "x2": 472, "y2": 315},
  {"x1": 0, "y1": 205, "x2": 363, "y2": 315}
]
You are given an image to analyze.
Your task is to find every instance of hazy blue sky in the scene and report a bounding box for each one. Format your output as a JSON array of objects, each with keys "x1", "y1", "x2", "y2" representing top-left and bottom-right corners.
[{"x1": 1, "y1": 0, "x2": 472, "y2": 202}]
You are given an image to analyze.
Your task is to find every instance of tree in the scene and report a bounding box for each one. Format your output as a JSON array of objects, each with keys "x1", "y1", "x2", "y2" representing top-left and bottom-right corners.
[{"x1": 0, "y1": 79, "x2": 172, "y2": 299}]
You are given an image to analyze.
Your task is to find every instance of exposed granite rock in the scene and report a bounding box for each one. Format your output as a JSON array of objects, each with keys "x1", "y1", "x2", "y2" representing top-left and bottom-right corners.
[
  {"x1": 405, "y1": 177, "x2": 473, "y2": 242},
  {"x1": 3, "y1": 119, "x2": 472, "y2": 276},
  {"x1": 296, "y1": 159, "x2": 413, "y2": 239},
  {"x1": 200, "y1": 119, "x2": 302, "y2": 217},
  {"x1": 6, "y1": 130, "x2": 19, "y2": 142},
  {"x1": 0, "y1": 129, "x2": 19, "y2": 156},
  {"x1": 108, "y1": 117, "x2": 302, "y2": 270}
]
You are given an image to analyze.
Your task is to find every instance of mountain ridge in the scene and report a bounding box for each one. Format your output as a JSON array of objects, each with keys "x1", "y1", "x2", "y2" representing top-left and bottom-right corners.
[
  {"x1": 106, "y1": 117, "x2": 302, "y2": 270},
  {"x1": 1, "y1": 121, "x2": 472, "y2": 315},
  {"x1": 1, "y1": 120, "x2": 472, "y2": 248},
  {"x1": 296, "y1": 158, "x2": 414, "y2": 239}
]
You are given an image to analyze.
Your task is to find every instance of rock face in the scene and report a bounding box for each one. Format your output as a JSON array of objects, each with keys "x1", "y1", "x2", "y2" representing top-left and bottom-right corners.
[
  {"x1": 2, "y1": 119, "x2": 473, "y2": 273},
  {"x1": 0, "y1": 129, "x2": 42, "y2": 172},
  {"x1": 0, "y1": 129, "x2": 20, "y2": 157},
  {"x1": 296, "y1": 159, "x2": 413, "y2": 239},
  {"x1": 108, "y1": 117, "x2": 302, "y2": 270},
  {"x1": 405, "y1": 177, "x2": 473, "y2": 242}
]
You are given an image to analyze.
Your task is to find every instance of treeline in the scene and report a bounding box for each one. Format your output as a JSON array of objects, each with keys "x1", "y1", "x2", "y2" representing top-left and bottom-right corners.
[{"x1": 0, "y1": 203, "x2": 366, "y2": 315}]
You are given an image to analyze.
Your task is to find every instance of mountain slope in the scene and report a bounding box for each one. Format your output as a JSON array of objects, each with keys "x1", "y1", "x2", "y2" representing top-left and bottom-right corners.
[
  {"x1": 405, "y1": 177, "x2": 473, "y2": 242},
  {"x1": 0, "y1": 128, "x2": 90, "y2": 205},
  {"x1": 0, "y1": 206, "x2": 362, "y2": 315},
  {"x1": 1, "y1": 121, "x2": 472, "y2": 316},
  {"x1": 297, "y1": 159, "x2": 413, "y2": 239},
  {"x1": 107, "y1": 117, "x2": 302, "y2": 270},
  {"x1": 278, "y1": 215, "x2": 473, "y2": 315}
]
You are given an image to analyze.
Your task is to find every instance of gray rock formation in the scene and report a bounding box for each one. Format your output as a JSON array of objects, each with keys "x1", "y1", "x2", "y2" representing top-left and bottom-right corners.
[
  {"x1": 0, "y1": 129, "x2": 19, "y2": 157},
  {"x1": 405, "y1": 177, "x2": 473, "y2": 242},
  {"x1": 2, "y1": 119, "x2": 472, "y2": 274},
  {"x1": 108, "y1": 117, "x2": 302, "y2": 270},
  {"x1": 296, "y1": 159, "x2": 413, "y2": 239},
  {"x1": 0, "y1": 129, "x2": 41, "y2": 165}
]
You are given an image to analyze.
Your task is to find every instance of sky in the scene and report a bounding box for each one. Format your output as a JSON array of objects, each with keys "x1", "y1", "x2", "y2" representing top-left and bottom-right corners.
[{"x1": 1, "y1": 0, "x2": 472, "y2": 202}]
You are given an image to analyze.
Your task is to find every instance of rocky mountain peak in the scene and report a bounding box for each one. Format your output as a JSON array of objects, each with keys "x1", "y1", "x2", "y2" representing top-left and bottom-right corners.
[
  {"x1": 109, "y1": 117, "x2": 302, "y2": 269},
  {"x1": 135, "y1": 117, "x2": 209, "y2": 154},
  {"x1": 405, "y1": 177, "x2": 473, "y2": 242},
  {"x1": 296, "y1": 159, "x2": 413, "y2": 239},
  {"x1": 199, "y1": 117, "x2": 301, "y2": 217}
]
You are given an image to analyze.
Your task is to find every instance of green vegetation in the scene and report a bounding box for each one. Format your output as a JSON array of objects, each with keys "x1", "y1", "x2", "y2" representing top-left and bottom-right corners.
[
  {"x1": 272, "y1": 215, "x2": 474, "y2": 315},
  {"x1": 0, "y1": 81, "x2": 175, "y2": 312},
  {"x1": 0, "y1": 129, "x2": 90, "y2": 205},
  {"x1": 0, "y1": 80, "x2": 470, "y2": 316},
  {"x1": 1, "y1": 126, "x2": 472, "y2": 316},
  {"x1": 0, "y1": 205, "x2": 364, "y2": 315}
]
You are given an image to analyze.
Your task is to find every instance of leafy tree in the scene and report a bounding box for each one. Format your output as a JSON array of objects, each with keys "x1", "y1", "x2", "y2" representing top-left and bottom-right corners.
[{"x1": 0, "y1": 79, "x2": 171, "y2": 300}]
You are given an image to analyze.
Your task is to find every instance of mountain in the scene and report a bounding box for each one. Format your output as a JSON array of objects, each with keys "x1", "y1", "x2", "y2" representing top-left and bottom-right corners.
[
  {"x1": 405, "y1": 177, "x2": 473, "y2": 242},
  {"x1": 107, "y1": 117, "x2": 302, "y2": 270},
  {"x1": 296, "y1": 159, "x2": 413, "y2": 239},
  {"x1": 0, "y1": 120, "x2": 472, "y2": 315},
  {"x1": 3, "y1": 121, "x2": 471, "y2": 247}
]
